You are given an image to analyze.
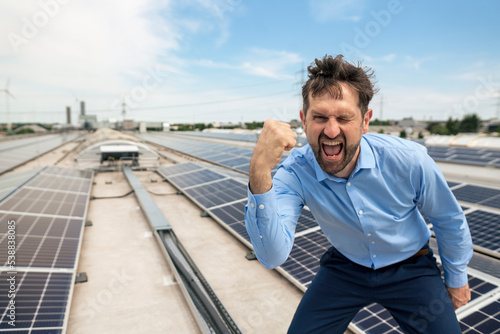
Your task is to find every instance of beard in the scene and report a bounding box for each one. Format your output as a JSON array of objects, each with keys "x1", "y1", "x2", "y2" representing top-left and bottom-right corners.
[{"x1": 309, "y1": 132, "x2": 361, "y2": 176}]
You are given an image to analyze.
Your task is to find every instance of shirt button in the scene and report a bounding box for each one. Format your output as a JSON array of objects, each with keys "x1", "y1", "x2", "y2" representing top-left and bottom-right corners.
[
  {"x1": 372, "y1": 254, "x2": 377, "y2": 258},
  {"x1": 251, "y1": 203, "x2": 255, "y2": 208},
  {"x1": 259, "y1": 204, "x2": 265, "y2": 209},
  {"x1": 371, "y1": 241, "x2": 375, "y2": 244},
  {"x1": 347, "y1": 182, "x2": 351, "y2": 187},
  {"x1": 359, "y1": 210, "x2": 363, "y2": 215},
  {"x1": 367, "y1": 233, "x2": 371, "y2": 237},
  {"x1": 260, "y1": 235, "x2": 263, "y2": 239}
]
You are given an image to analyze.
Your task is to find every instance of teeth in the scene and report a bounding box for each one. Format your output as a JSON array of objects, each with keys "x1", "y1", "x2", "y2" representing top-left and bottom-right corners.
[{"x1": 322, "y1": 141, "x2": 341, "y2": 146}]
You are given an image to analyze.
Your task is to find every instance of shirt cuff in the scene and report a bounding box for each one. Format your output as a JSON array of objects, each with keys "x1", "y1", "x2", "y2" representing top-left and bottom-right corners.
[
  {"x1": 444, "y1": 270, "x2": 469, "y2": 289},
  {"x1": 247, "y1": 184, "x2": 277, "y2": 221}
]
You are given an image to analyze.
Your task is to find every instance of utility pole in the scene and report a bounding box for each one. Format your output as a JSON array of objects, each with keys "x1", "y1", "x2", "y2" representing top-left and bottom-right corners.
[{"x1": 122, "y1": 99, "x2": 127, "y2": 120}]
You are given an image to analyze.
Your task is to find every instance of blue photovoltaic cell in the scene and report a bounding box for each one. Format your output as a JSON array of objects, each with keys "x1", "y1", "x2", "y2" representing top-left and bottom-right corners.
[
  {"x1": 157, "y1": 162, "x2": 203, "y2": 177},
  {"x1": 452, "y1": 185, "x2": 500, "y2": 206},
  {"x1": 280, "y1": 230, "x2": 331, "y2": 287},
  {"x1": 217, "y1": 157, "x2": 251, "y2": 168},
  {"x1": 447, "y1": 181, "x2": 461, "y2": 188},
  {"x1": 480, "y1": 196, "x2": 500, "y2": 210},
  {"x1": 0, "y1": 165, "x2": 92, "y2": 333},
  {"x1": 295, "y1": 209, "x2": 318, "y2": 233},
  {"x1": 25, "y1": 173, "x2": 92, "y2": 194},
  {"x1": 0, "y1": 271, "x2": 72, "y2": 332},
  {"x1": 209, "y1": 201, "x2": 250, "y2": 242},
  {"x1": 466, "y1": 210, "x2": 500, "y2": 254},
  {"x1": 168, "y1": 169, "x2": 226, "y2": 188},
  {"x1": 352, "y1": 304, "x2": 400, "y2": 333},
  {"x1": 234, "y1": 164, "x2": 250, "y2": 174},
  {"x1": 0, "y1": 188, "x2": 87, "y2": 217},
  {"x1": 460, "y1": 299, "x2": 500, "y2": 333},
  {"x1": 184, "y1": 179, "x2": 247, "y2": 209}
]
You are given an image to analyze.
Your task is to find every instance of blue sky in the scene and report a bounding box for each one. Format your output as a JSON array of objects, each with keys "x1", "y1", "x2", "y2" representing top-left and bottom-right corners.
[{"x1": 1, "y1": 0, "x2": 499, "y2": 124}]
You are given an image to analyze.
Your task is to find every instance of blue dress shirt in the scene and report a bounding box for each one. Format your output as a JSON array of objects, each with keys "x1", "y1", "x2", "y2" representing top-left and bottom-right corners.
[{"x1": 245, "y1": 134, "x2": 473, "y2": 288}]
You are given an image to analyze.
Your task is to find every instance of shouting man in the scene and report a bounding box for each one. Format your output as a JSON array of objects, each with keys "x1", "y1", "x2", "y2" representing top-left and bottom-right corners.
[{"x1": 245, "y1": 54, "x2": 472, "y2": 333}]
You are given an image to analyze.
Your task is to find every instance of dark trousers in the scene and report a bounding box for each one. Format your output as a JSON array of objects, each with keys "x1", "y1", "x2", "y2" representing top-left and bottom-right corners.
[{"x1": 287, "y1": 245, "x2": 461, "y2": 334}]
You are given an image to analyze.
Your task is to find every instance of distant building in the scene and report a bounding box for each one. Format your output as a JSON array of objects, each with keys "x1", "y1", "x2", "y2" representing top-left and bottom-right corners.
[{"x1": 123, "y1": 119, "x2": 135, "y2": 130}]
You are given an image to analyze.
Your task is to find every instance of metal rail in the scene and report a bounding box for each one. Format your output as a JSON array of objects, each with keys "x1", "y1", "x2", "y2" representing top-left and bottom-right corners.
[{"x1": 123, "y1": 167, "x2": 241, "y2": 334}]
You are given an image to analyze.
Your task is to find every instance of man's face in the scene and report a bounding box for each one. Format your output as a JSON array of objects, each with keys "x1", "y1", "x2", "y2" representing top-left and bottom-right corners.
[{"x1": 300, "y1": 83, "x2": 372, "y2": 179}]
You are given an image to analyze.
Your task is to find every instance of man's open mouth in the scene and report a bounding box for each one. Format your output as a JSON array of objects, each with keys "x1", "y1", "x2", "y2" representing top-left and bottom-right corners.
[{"x1": 321, "y1": 141, "x2": 343, "y2": 158}]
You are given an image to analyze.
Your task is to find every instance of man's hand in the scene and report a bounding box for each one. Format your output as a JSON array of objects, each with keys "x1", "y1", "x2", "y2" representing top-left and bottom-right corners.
[
  {"x1": 249, "y1": 119, "x2": 297, "y2": 194},
  {"x1": 446, "y1": 283, "x2": 471, "y2": 310}
]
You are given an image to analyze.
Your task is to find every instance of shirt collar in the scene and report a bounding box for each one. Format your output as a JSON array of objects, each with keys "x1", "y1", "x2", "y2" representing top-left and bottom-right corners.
[{"x1": 312, "y1": 136, "x2": 375, "y2": 182}]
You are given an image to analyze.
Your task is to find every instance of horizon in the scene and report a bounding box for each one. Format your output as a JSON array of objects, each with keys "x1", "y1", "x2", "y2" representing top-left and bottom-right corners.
[{"x1": 1, "y1": 1, "x2": 499, "y2": 125}]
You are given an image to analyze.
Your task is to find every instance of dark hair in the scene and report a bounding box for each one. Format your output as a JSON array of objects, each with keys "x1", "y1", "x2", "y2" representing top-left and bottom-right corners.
[{"x1": 301, "y1": 54, "x2": 377, "y2": 117}]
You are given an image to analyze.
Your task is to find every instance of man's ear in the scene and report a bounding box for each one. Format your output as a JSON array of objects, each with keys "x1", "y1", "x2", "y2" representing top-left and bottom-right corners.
[
  {"x1": 362, "y1": 109, "x2": 373, "y2": 134},
  {"x1": 300, "y1": 110, "x2": 306, "y2": 131}
]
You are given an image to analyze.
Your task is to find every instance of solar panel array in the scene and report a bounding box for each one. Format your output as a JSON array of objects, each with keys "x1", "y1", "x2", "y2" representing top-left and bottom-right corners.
[
  {"x1": 444, "y1": 183, "x2": 500, "y2": 259},
  {"x1": 426, "y1": 145, "x2": 500, "y2": 167},
  {"x1": 145, "y1": 131, "x2": 500, "y2": 167},
  {"x1": 0, "y1": 133, "x2": 82, "y2": 175},
  {"x1": 138, "y1": 132, "x2": 286, "y2": 175},
  {"x1": 0, "y1": 166, "x2": 93, "y2": 333},
  {"x1": 177, "y1": 130, "x2": 310, "y2": 146}
]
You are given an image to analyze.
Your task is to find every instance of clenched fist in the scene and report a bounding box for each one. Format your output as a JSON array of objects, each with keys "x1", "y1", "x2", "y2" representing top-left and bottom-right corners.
[{"x1": 249, "y1": 119, "x2": 297, "y2": 194}]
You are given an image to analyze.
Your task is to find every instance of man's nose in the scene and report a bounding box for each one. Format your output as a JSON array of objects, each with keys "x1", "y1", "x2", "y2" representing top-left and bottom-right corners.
[{"x1": 324, "y1": 118, "x2": 340, "y2": 138}]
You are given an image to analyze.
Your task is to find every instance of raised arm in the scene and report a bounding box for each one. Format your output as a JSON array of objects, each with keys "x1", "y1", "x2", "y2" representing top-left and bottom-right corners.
[{"x1": 245, "y1": 119, "x2": 300, "y2": 269}]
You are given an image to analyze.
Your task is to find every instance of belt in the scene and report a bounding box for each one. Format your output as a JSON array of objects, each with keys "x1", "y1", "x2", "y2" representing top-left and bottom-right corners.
[{"x1": 411, "y1": 242, "x2": 430, "y2": 258}]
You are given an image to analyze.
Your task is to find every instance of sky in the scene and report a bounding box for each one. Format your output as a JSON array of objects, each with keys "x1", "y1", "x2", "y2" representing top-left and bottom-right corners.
[{"x1": 1, "y1": 0, "x2": 500, "y2": 125}]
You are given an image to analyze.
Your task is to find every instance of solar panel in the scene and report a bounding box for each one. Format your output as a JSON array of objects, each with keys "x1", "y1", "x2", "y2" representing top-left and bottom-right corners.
[
  {"x1": 0, "y1": 133, "x2": 82, "y2": 175},
  {"x1": 234, "y1": 164, "x2": 250, "y2": 174},
  {"x1": 0, "y1": 271, "x2": 72, "y2": 333},
  {"x1": 216, "y1": 157, "x2": 251, "y2": 168},
  {"x1": 157, "y1": 162, "x2": 203, "y2": 177},
  {"x1": 184, "y1": 178, "x2": 247, "y2": 209},
  {"x1": 351, "y1": 303, "x2": 400, "y2": 333},
  {"x1": 295, "y1": 209, "x2": 319, "y2": 234},
  {"x1": 447, "y1": 181, "x2": 461, "y2": 188},
  {"x1": 0, "y1": 165, "x2": 92, "y2": 333},
  {"x1": 452, "y1": 185, "x2": 500, "y2": 206},
  {"x1": 0, "y1": 188, "x2": 88, "y2": 218},
  {"x1": 209, "y1": 200, "x2": 250, "y2": 243},
  {"x1": 459, "y1": 298, "x2": 500, "y2": 333},
  {"x1": 480, "y1": 196, "x2": 500, "y2": 210},
  {"x1": 279, "y1": 230, "x2": 331, "y2": 288},
  {"x1": 169, "y1": 169, "x2": 227, "y2": 189},
  {"x1": 25, "y1": 173, "x2": 92, "y2": 194},
  {"x1": 466, "y1": 210, "x2": 500, "y2": 255},
  {"x1": 0, "y1": 215, "x2": 83, "y2": 270}
]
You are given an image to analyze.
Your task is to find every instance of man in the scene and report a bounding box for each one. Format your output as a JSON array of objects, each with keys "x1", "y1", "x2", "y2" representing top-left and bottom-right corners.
[{"x1": 244, "y1": 55, "x2": 473, "y2": 333}]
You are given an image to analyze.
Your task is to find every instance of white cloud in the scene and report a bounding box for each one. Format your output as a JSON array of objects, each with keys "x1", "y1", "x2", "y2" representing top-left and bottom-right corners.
[
  {"x1": 0, "y1": 0, "x2": 188, "y2": 122},
  {"x1": 193, "y1": 48, "x2": 302, "y2": 79}
]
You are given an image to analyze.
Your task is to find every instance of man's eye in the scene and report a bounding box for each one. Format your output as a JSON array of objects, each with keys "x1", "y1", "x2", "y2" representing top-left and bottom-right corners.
[{"x1": 313, "y1": 116, "x2": 327, "y2": 121}]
